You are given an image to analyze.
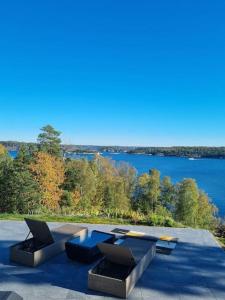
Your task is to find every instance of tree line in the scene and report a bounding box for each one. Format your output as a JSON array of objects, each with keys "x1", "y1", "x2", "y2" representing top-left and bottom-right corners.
[
  {"x1": 0, "y1": 125, "x2": 217, "y2": 229},
  {"x1": 2, "y1": 140, "x2": 225, "y2": 159},
  {"x1": 128, "y1": 146, "x2": 225, "y2": 158}
]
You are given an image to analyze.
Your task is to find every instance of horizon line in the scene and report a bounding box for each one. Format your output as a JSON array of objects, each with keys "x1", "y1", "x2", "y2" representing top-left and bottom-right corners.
[{"x1": 1, "y1": 140, "x2": 225, "y2": 148}]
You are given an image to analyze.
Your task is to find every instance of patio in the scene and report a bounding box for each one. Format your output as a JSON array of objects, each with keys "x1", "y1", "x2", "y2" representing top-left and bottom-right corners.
[{"x1": 0, "y1": 221, "x2": 224, "y2": 300}]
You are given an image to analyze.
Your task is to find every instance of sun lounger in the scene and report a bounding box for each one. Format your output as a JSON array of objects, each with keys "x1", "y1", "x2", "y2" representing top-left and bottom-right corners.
[
  {"x1": 65, "y1": 230, "x2": 115, "y2": 263},
  {"x1": 88, "y1": 237, "x2": 156, "y2": 298},
  {"x1": 111, "y1": 228, "x2": 178, "y2": 254},
  {"x1": 10, "y1": 218, "x2": 87, "y2": 267}
]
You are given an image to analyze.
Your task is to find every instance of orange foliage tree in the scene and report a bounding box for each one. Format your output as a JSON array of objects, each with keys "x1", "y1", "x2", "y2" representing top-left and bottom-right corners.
[{"x1": 30, "y1": 152, "x2": 65, "y2": 210}]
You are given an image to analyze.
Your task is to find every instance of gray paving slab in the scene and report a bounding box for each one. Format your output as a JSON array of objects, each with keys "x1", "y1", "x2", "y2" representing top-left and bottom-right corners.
[{"x1": 0, "y1": 221, "x2": 225, "y2": 299}]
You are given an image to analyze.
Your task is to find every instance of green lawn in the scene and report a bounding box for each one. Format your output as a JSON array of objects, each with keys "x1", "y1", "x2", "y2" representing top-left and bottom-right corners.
[{"x1": 0, "y1": 213, "x2": 133, "y2": 225}]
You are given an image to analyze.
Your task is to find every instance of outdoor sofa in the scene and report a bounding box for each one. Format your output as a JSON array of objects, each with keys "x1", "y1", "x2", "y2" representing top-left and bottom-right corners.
[
  {"x1": 65, "y1": 230, "x2": 115, "y2": 263},
  {"x1": 10, "y1": 218, "x2": 87, "y2": 267},
  {"x1": 88, "y1": 236, "x2": 156, "y2": 298}
]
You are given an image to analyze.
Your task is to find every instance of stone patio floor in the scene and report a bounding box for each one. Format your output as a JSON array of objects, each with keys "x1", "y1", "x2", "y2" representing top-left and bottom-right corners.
[{"x1": 0, "y1": 221, "x2": 225, "y2": 300}]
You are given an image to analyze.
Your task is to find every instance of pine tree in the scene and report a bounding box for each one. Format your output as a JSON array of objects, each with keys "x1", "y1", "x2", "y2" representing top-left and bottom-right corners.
[{"x1": 37, "y1": 125, "x2": 62, "y2": 157}]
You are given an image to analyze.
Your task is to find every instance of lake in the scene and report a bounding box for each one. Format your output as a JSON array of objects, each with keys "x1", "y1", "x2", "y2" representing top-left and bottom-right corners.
[{"x1": 9, "y1": 150, "x2": 225, "y2": 217}]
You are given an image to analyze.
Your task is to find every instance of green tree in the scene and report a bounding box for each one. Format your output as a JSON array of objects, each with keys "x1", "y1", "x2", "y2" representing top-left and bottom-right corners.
[
  {"x1": 103, "y1": 178, "x2": 130, "y2": 211},
  {"x1": 0, "y1": 159, "x2": 17, "y2": 212},
  {"x1": 175, "y1": 179, "x2": 199, "y2": 226},
  {"x1": 117, "y1": 162, "x2": 136, "y2": 198},
  {"x1": 134, "y1": 169, "x2": 161, "y2": 213},
  {"x1": 37, "y1": 125, "x2": 62, "y2": 157},
  {"x1": 196, "y1": 191, "x2": 216, "y2": 229},
  {"x1": 14, "y1": 144, "x2": 37, "y2": 169},
  {"x1": 147, "y1": 169, "x2": 161, "y2": 212},
  {"x1": 160, "y1": 176, "x2": 175, "y2": 209},
  {"x1": 0, "y1": 158, "x2": 40, "y2": 213},
  {"x1": 63, "y1": 159, "x2": 98, "y2": 210},
  {"x1": 91, "y1": 155, "x2": 132, "y2": 211},
  {"x1": 59, "y1": 190, "x2": 73, "y2": 208}
]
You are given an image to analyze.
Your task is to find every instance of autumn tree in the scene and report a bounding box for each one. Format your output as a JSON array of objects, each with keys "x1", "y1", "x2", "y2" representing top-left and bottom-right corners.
[
  {"x1": 0, "y1": 144, "x2": 8, "y2": 157},
  {"x1": 30, "y1": 152, "x2": 64, "y2": 210},
  {"x1": 37, "y1": 125, "x2": 62, "y2": 157}
]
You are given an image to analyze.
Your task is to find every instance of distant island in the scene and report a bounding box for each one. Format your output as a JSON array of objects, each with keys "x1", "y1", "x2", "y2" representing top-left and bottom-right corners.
[
  {"x1": 126, "y1": 146, "x2": 225, "y2": 159},
  {"x1": 1, "y1": 141, "x2": 225, "y2": 159}
]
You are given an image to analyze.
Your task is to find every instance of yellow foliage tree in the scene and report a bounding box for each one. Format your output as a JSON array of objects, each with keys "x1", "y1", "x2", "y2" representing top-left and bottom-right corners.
[
  {"x1": 30, "y1": 152, "x2": 65, "y2": 210},
  {"x1": 72, "y1": 190, "x2": 81, "y2": 206},
  {"x1": 0, "y1": 144, "x2": 7, "y2": 156}
]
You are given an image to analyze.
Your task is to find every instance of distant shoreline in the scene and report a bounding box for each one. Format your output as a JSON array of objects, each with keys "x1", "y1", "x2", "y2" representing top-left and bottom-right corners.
[
  {"x1": 126, "y1": 152, "x2": 225, "y2": 160},
  {"x1": 2, "y1": 141, "x2": 225, "y2": 160}
]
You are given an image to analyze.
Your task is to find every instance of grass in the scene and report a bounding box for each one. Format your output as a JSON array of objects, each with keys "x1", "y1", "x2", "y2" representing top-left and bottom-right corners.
[{"x1": 0, "y1": 213, "x2": 133, "y2": 225}]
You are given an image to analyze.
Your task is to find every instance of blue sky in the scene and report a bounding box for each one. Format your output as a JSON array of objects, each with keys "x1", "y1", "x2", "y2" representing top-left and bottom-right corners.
[{"x1": 0, "y1": 1, "x2": 225, "y2": 146}]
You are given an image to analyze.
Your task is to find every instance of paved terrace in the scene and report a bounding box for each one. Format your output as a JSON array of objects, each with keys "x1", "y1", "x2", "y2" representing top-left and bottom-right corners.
[{"x1": 0, "y1": 221, "x2": 225, "y2": 300}]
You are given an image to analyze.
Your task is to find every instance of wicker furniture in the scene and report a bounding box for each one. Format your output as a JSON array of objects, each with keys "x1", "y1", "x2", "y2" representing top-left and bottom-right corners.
[
  {"x1": 111, "y1": 228, "x2": 178, "y2": 255},
  {"x1": 88, "y1": 237, "x2": 156, "y2": 298},
  {"x1": 65, "y1": 230, "x2": 115, "y2": 263},
  {"x1": 10, "y1": 219, "x2": 87, "y2": 267}
]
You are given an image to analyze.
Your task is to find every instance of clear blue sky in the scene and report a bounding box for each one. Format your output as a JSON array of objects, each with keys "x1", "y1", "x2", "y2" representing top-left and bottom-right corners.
[{"x1": 0, "y1": 1, "x2": 225, "y2": 146}]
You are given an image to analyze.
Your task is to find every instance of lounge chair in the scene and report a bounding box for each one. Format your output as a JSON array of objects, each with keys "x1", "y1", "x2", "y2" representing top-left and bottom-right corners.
[
  {"x1": 65, "y1": 230, "x2": 115, "y2": 263},
  {"x1": 10, "y1": 218, "x2": 87, "y2": 267},
  {"x1": 111, "y1": 228, "x2": 178, "y2": 254},
  {"x1": 88, "y1": 237, "x2": 156, "y2": 298}
]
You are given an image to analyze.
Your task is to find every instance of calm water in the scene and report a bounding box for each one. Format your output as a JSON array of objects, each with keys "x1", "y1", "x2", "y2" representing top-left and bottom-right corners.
[{"x1": 9, "y1": 151, "x2": 225, "y2": 217}]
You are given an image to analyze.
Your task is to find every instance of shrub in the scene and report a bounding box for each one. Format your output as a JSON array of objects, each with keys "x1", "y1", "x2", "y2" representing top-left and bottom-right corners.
[
  {"x1": 147, "y1": 212, "x2": 176, "y2": 227},
  {"x1": 215, "y1": 223, "x2": 225, "y2": 238},
  {"x1": 59, "y1": 191, "x2": 73, "y2": 208},
  {"x1": 148, "y1": 213, "x2": 164, "y2": 226},
  {"x1": 129, "y1": 211, "x2": 145, "y2": 224},
  {"x1": 164, "y1": 216, "x2": 176, "y2": 227}
]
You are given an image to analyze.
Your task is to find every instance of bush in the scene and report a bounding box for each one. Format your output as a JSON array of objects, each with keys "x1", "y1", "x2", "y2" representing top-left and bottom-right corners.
[
  {"x1": 147, "y1": 212, "x2": 176, "y2": 227},
  {"x1": 164, "y1": 216, "x2": 176, "y2": 227},
  {"x1": 215, "y1": 222, "x2": 225, "y2": 238},
  {"x1": 148, "y1": 213, "x2": 163, "y2": 226},
  {"x1": 129, "y1": 211, "x2": 145, "y2": 224},
  {"x1": 59, "y1": 191, "x2": 73, "y2": 208}
]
